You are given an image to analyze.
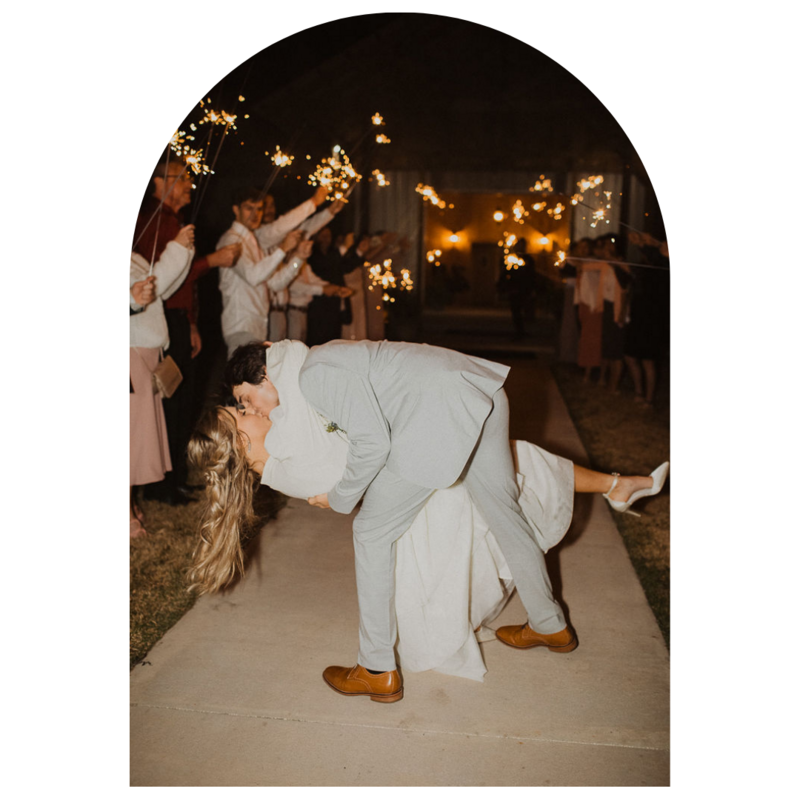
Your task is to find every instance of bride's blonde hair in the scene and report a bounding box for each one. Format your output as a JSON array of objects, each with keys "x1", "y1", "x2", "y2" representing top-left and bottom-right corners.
[{"x1": 187, "y1": 407, "x2": 258, "y2": 594}]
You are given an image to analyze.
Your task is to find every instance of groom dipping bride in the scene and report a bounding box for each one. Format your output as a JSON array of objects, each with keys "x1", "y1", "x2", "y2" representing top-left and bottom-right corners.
[{"x1": 188, "y1": 339, "x2": 667, "y2": 704}]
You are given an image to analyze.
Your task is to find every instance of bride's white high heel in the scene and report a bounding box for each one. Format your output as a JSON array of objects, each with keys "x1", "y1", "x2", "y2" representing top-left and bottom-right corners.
[{"x1": 603, "y1": 462, "x2": 669, "y2": 517}]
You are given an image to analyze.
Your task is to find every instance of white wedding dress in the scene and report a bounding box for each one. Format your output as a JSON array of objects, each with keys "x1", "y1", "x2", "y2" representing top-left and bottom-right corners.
[{"x1": 260, "y1": 341, "x2": 575, "y2": 681}]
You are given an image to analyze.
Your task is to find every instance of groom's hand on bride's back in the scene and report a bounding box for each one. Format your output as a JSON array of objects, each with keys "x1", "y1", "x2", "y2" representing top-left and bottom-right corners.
[{"x1": 308, "y1": 494, "x2": 330, "y2": 509}]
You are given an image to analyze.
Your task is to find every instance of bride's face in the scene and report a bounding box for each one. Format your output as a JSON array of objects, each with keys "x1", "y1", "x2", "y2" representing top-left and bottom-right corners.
[{"x1": 224, "y1": 407, "x2": 270, "y2": 469}]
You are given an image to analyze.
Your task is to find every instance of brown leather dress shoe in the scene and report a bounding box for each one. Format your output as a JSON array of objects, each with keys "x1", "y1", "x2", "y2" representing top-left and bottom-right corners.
[
  {"x1": 322, "y1": 664, "x2": 404, "y2": 703},
  {"x1": 495, "y1": 623, "x2": 578, "y2": 652}
]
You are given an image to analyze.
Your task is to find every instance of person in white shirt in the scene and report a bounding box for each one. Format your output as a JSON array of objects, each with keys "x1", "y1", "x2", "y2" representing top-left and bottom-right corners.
[
  {"x1": 217, "y1": 188, "x2": 311, "y2": 357},
  {"x1": 130, "y1": 224, "x2": 194, "y2": 537},
  {"x1": 258, "y1": 190, "x2": 346, "y2": 340}
]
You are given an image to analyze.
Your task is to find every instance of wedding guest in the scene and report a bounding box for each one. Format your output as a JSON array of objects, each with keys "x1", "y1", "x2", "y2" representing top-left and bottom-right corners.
[
  {"x1": 256, "y1": 190, "x2": 345, "y2": 341},
  {"x1": 575, "y1": 238, "x2": 605, "y2": 382},
  {"x1": 129, "y1": 224, "x2": 194, "y2": 537},
  {"x1": 133, "y1": 155, "x2": 241, "y2": 505},
  {"x1": 216, "y1": 187, "x2": 308, "y2": 357},
  {"x1": 597, "y1": 236, "x2": 629, "y2": 393},
  {"x1": 558, "y1": 238, "x2": 590, "y2": 362}
]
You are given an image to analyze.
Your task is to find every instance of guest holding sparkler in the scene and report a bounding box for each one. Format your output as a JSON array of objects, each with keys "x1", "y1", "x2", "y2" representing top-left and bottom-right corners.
[
  {"x1": 133, "y1": 155, "x2": 243, "y2": 506},
  {"x1": 217, "y1": 187, "x2": 309, "y2": 357},
  {"x1": 256, "y1": 190, "x2": 346, "y2": 341},
  {"x1": 130, "y1": 224, "x2": 194, "y2": 537}
]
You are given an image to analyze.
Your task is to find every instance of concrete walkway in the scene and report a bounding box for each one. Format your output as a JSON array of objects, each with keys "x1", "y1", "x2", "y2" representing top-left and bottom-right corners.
[{"x1": 130, "y1": 356, "x2": 669, "y2": 786}]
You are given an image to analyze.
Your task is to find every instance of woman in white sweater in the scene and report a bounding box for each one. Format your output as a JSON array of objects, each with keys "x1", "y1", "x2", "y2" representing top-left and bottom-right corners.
[{"x1": 129, "y1": 224, "x2": 194, "y2": 537}]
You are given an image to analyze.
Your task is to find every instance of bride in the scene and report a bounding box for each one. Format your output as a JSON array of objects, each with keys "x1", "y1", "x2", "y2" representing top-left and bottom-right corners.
[{"x1": 188, "y1": 340, "x2": 668, "y2": 682}]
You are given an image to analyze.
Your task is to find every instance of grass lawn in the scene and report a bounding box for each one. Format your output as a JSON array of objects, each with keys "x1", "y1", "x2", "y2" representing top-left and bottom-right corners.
[{"x1": 551, "y1": 361, "x2": 670, "y2": 648}]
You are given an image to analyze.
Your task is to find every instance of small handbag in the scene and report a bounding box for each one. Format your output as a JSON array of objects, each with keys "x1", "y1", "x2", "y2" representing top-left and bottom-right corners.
[{"x1": 151, "y1": 350, "x2": 183, "y2": 399}]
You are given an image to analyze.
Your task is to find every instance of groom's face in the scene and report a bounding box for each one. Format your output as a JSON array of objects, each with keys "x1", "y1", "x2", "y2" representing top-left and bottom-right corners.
[{"x1": 233, "y1": 376, "x2": 279, "y2": 418}]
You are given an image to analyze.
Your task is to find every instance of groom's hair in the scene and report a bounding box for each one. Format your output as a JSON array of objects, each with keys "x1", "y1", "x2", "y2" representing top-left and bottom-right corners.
[{"x1": 225, "y1": 343, "x2": 270, "y2": 391}]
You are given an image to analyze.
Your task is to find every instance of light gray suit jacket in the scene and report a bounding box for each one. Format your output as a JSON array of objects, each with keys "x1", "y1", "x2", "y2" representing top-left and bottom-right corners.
[{"x1": 298, "y1": 339, "x2": 510, "y2": 514}]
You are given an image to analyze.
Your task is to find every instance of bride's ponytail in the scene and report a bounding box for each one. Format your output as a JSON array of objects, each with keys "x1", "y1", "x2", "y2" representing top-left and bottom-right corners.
[{"x1": 187, "y1": 408, "x2": 258, "y2": 594}]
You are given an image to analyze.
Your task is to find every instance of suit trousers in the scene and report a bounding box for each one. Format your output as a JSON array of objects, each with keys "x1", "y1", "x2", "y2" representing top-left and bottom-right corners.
[{"x1": 352, "y1": 388, "x2": 566, "y2": 672}]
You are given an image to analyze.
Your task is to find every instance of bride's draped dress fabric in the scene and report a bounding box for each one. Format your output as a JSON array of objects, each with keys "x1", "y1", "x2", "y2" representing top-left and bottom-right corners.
[{"x1": 261, "y1": 341, "x2": 574, "y2": 681}]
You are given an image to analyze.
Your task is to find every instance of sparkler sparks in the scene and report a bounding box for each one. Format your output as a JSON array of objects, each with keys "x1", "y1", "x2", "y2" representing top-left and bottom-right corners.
[
  {"x1": 308, "y1": 146, "x2": 362, "y2": 201},
  {"x1": 499, "y1": 232, "x2": 518, "y2": 250},
  {"x1": 182, "y1": 148, "x2": 213, "y2": 177},
  {"x1": 198, "y1": 107, "x2": 238, "y2": 130},
  {"x1": 268, "y1": 146, "x2": 295, "y2": 167},
  {"x1": 372, "y1": 112, "x2": 384, "y2": 126},
  {"x1": 511, "y1": 199, "x2": 528, "y2": 224},
  {"x1": 529, "y1": 175, "x2": 554, "y2": 193},
  {"x1": 547, "y1": 202, "x2": 566, "y2": 220},
  {"x1": 426, "y1": 249, "x2": 443, "y2": 265},
  {"x1": 416, "y1": 183, "x2": 446, "y2": 208},
  {"x1": 375, "y1": 133, "x2": 391, "y2": 144},
  {"x1": 169, "y1": 131, "x2": 212, "y2": 178},
  {"x1": 576, "y1": 175, "x2": 604, "y2": 192},
  {"x1": 371, "y1": 169, "x2": 390, "y2": 186},
  {"x1": 504, "y1": 253, "x2": 524, "y2": 271},
  {"x1": 531, "y1": 201, "x2": 547, "y2": 212},
  {"x1": 367, "y1": 259, "x2": 413, "y2": 303}
]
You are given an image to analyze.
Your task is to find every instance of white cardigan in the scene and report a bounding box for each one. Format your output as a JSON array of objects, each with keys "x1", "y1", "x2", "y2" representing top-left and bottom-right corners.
[{"x1": 129, "y1": 241, "x2": 193, "y2": 349}]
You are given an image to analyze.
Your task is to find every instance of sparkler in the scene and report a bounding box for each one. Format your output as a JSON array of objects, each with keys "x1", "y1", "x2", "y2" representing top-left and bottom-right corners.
[
  {"x1": 367, "y1": 259, "x2": 414, "y2": 303},
  {"x1": 511, "y1": 199, "x2": 528, "y2": 224},
  {"x1": 529, "y1": 175, "x2": 554, "y2": 193},
  {"x1": 308, "y1": 145, "x2": 362, "y2": 201},
  {"x1": 499, "y1": 232, "x2": 518, "y2": 250},
  {"x1": 576, "y1": 175, "x2": 604, "y2": 192},
  {"x1": 426, "y1": 249, "x2": 443, "y2": 266},
  {"x1": 197, "y1": 107, "x2": 238, "y2": 131},
  {"x1": 416, "y1": 183, "x2": 446, "y2": 208},
  {"x1": 268, "y1": 146, "x2": 295, "y2": 167}
]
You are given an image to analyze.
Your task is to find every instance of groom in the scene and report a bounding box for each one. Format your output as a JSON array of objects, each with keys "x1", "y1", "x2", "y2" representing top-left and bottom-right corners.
[{"x1": 227, "y1": 339, "x2": 576, "y2": 703}]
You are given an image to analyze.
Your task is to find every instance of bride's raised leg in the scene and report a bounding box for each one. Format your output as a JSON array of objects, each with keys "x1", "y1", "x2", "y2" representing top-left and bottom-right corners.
[{"x1": 574, "y1": 463, "x2": 669, "y2": 514}]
